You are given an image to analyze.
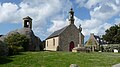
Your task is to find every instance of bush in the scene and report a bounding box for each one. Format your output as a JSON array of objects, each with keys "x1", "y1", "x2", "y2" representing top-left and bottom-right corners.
[
  {"x1": 4, "y1": 33, "x2": 29, "y2": 55},
  {"x1": 8, "y1": 46, "x2": 24, "y2": 55},
  {"x1": 40, "y1": 41, "x2": 45, "y2": 51},
  {"x1": 102, "y1": 44, "x2": 120, "y2": 52},
  {"x1": 0, "y1": 41, "x2": 8, "y2": 56}
]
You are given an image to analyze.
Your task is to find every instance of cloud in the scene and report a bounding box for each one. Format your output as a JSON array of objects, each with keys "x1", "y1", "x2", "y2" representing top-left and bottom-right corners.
[
  {"x1": 1, "y1": 0, "x2": 120, "y2": 41},
  {"x1": 74, "y1": 17, "x2": 112, "y2": 36},
  {"x1": 0, "y1": 3, "x2": 19, "y2": 23},
  {"x1": 76, "y1": 0, "x2": 120, "y2": 21},
  {"x1": 47, "y1": 20, "x2": 68, "y2": 32},
  {"x1": 47, "y1": 16, "x2": 83, "y2": 33},
  {"x1": 47, "y1": 15, "x2": 112, "y2": 36},
  {"x1": 75, "y1": 0, "x2": 88, "y2": 7},
  {"x1": 85, "y1": 0, "x2": 102, "y2": 9},
  {"x1": 90, "y1": 1, "x2": 120, "y2": 21},
  {"x1": 115, "y1": 18, "x2": 120, "y2": 25},
  {"x1": 74, "y1": 0, "x2": 120, "y2": 36},
  {"x1": 0, "y1": 0, "x2": 72, "y2": 40}
]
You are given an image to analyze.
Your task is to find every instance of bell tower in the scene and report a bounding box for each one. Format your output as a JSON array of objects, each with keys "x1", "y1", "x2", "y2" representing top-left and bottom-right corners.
[
  {"x1": 69, "y1": 8, "x2": 74, "y2": 24},
  {"x1": 23, "y1": 16, "x2": 32, "y2": 29}
]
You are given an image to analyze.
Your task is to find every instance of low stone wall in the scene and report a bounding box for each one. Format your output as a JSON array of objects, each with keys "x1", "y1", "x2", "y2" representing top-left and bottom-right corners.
[{"x1": 72, "y1": 47, "x2": 91, "y2": 53}]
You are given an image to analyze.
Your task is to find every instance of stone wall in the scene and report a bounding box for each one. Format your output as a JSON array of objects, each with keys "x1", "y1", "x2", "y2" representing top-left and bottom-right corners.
[
  {"x1": 85, "y1": 34, "x2": 99, "y2": 51},
  {"x1": 79, "y1": 33, "x2": 84, "y2": 47},
  {"x1": 59, "y1": 24, "x2": 79, "y2": 51},
  {"x1": 17, "y1": 28, "x2": 41, "y2": 51},
  {"x1": 86, "y1": 33, "x2": 99, "y2": 46}
]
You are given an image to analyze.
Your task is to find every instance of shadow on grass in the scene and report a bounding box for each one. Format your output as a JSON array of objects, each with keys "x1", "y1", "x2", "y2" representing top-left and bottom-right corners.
[
  {"x1": 0, "y1": 56, "x2": 13, "y2": 64},
  {"x1": 8, "y1": 52, "x2": 25, "y2": 56},
  {"x1": 0, "y1": 52, "x2": 25, "y2": 64}
]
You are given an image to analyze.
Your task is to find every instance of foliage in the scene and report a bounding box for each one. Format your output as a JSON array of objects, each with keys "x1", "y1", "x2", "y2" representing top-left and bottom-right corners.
[
  {"x1": 103, "y1": 25, "x2": 120, "y2": 44},
  {"x1": 40, "y1": 41, "x2": 45, "y2": 51},
  {"x1": 0, "y1": 52, "x2": 120, "y2": 67},
  {"x1": 0, "y1": 41, "x2": 8, "y2": 56},
  {"x1": 102, "y1": 44, "x2": 120, "y2": 52},
  {"x1": 4, "y1": 33, "x2": 29, "y2": 55}
]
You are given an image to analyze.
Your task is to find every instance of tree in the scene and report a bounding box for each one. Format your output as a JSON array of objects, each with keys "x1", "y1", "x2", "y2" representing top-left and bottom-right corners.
[
  {"x1": 103, "y1": 25, "x2": 120, "y2": 44},
  {"x1": 0, "y1": 41, "x2": 8, "y2": 56},
  {"x1": 4, "y1": 33, "x2": 29, "y2": 55}
]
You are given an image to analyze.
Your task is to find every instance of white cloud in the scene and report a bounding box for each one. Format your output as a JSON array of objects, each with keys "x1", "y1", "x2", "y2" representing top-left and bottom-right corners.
[
  {"x1": 47, "y1": 16, "x2": 83, "y2": 33},
  {"x1": 1, "y1": 0, "x2": 120, "y2": 40},
  {"x1": 76, "y1": 0, "x2": 120, "y2": 21},
  {"x1": 47, "y1": 15, "x2": 112, "y2": 37},
  {"x1": 74, "y1": 0, "x2": 120, "y2": 37},
  {"x1": 74, "y1": 17, "x2": 112, "y2": 36},
  {"x1": 115, "y1": 18, "x2": 120, "y2": 25},
  {"x1": 90, "y1": 2, "x2": 120, "y2": 21},
  {"x1": 75, "y1": 0, "x2": 88, "y2": 7},
  {"x1": 116, "y1": 0, "x2": 120, "y2": 5},
  {"x1": 47, "y1": 20, "x2": 68, "y2": 32},
  {"x1": 0, "y1": 3, "x2": 19, "y2": 23},
  {"x1": 0, "y1": 0, "x2": 72, "y2": 40},
  {"x1": 85, "y1": 0, "x2": 102, "y2": 9}
]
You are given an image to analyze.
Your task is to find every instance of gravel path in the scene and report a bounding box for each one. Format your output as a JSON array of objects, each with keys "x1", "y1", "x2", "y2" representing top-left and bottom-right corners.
[{"x1": 112, "y1": 63, "x2": 120, "y2": 67}]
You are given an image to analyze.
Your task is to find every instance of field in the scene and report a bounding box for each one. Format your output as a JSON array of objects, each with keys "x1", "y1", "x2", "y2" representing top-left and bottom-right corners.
[{"x1": 0, "y1": 51, "x2": 120, "y2": 67}]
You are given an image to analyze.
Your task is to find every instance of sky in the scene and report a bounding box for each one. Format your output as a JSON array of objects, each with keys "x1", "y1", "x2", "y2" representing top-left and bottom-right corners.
[{"x1": 0, "y1": 0, "x2": 120, "y2": 42}]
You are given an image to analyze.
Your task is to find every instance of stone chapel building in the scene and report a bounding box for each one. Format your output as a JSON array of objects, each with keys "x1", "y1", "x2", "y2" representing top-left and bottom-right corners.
[
  {"x1": 45, "y1": 8, "x2": 84, "y2": 51},
  {"x1": 85, "y1": 33, "x2": 106, "y2": 51},
  {"x1": 0, "y1": 16, "x2": 41, "y2": 51}
]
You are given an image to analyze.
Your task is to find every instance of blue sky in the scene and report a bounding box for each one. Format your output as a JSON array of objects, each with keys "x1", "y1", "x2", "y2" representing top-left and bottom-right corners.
[{"x1": 0, "y1": 0, "x2": 120, "y2": 42}]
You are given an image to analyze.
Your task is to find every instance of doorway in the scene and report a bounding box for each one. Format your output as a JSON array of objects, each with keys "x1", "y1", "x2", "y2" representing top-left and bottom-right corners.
[{"x1": 69, "y1": 41, "x2": 74, "y2": 51}]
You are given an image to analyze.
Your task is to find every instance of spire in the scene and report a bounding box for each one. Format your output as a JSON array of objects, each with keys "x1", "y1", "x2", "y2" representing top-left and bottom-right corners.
[{"x1": 69, "y1": 8, "x2": 74, "y2": 24}]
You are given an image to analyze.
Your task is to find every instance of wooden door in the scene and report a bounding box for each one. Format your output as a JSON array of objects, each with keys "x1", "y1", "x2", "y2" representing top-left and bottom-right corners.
[{"x1": 69, "y1": 41, "x2": 74, "y2": 51}]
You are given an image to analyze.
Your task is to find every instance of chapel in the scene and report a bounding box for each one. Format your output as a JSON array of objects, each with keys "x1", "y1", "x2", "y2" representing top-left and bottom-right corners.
[
  {"x1": 0, "y1": 16, "x2": 41, "y2": 51},
  {"x1": 45, "y1": 8, "x2": 84, "y2": 51}
]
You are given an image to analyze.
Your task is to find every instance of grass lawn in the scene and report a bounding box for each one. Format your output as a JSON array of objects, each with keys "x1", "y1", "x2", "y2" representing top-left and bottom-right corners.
[{"x1": 0, "y1": 51, "x2": 120, "y2": 67}]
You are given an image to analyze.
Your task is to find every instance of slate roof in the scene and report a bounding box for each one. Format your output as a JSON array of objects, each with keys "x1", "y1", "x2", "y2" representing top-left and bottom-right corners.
[
  {"x1": 23, "y1": 16, "x2": 32, "y2": 20},
  {"x1": 94, "y1": 35, "x2": 100, "y2": 40},
  {"x1": 94, "y1": 35, "x2": 106, "y2": 44},
  {"x1": 0, "y1": 35, "x2": 3, "y2": 37},
  {"x1": 47, "y1": 26, "x2": 68, "y2": 39}
]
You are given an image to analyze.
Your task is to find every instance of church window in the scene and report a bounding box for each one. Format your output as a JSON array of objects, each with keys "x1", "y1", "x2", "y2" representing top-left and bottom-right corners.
[{"x1": 53, "y1": 39, "x2": 55, "y2": 46}]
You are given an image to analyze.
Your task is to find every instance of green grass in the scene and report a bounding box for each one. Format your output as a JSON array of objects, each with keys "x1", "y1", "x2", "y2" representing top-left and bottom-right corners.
[{"x1": 0, "y1": 52, "x2": 120, "y2": 67}]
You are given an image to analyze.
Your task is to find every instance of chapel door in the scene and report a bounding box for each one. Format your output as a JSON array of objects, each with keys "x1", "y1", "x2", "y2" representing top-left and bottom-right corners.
[{"x1": 69, "y1": 41, "x2": 74, "y2": 51}]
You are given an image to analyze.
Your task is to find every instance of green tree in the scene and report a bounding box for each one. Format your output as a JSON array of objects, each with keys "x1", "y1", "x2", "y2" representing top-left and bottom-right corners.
[
  {"x1": 0, "y1": 41, "x2": 8, "y2": 56},
  {"x1": 103, "y1": 25, "x2": 120, "y2": 44},
  {"x1": 4, "y1": 33, "x2": 29, "y2": 55}
]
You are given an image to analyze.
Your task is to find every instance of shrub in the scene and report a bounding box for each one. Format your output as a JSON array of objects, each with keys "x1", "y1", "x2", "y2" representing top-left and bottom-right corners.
[
  {"x1": 40, "y1": 41, "x2": 45, "y2": 51},
  {"x1": 0, "y1": 41, "x2": 8, "y2": 56},
  {"x1": 102, "y1": 44, "x2": 120, "y2": 52},
  {"x1": 4, "y1": 33, "x2": 29, "y2": 55}
]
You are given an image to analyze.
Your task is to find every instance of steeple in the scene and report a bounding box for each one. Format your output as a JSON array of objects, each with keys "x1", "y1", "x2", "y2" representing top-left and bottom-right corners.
[
  {"x1": 23, "y1": 16, "x2": 32, "y2": 29},
  {"x1": 69, "y1": 8, "x2": 74, "y2": 24}
]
